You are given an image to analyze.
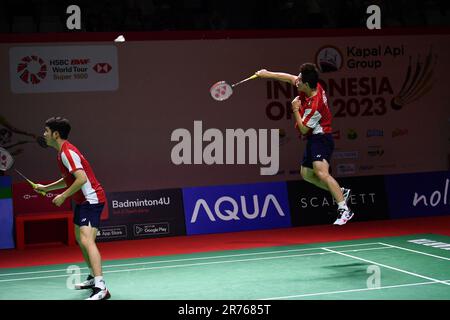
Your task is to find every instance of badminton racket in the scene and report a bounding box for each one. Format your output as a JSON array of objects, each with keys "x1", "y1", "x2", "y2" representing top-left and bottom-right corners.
[
  {"x1": 14, "y1": 169, "x2": 46, "y2": 196},
  {"x1": 210, "y1": 74, "x2": 258, "y2": 101},
  {"x1": 0, "y1": 146, "x2": 46, "y2": 196}
]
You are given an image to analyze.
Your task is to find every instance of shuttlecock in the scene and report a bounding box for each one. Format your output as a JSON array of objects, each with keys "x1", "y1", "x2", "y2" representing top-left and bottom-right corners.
[{"x1": 114, "y1": 35, "x2": 125, "y2": 42}]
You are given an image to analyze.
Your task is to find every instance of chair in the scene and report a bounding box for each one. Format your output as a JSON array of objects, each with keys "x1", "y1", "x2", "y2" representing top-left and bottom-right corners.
[{"x1": 12, "y1": 181, "x2": 75, "y2": 249}]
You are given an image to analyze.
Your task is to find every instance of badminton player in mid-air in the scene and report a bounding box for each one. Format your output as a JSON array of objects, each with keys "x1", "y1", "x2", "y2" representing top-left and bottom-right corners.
[
  {"x1": 34, "y1": 117, "x2": 111, "y2": 300},
  {"x1": 256, "y1": 63, "x2": 354, "y2": 225}
]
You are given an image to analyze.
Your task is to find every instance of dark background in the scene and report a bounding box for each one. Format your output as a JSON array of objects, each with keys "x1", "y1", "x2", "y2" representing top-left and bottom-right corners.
[
  {"x1": 287, "y1": 176, "x2": 389, "y2": 226},
  {"x1": 0, "y1": 0, "x2": 449, "y2": 33}
]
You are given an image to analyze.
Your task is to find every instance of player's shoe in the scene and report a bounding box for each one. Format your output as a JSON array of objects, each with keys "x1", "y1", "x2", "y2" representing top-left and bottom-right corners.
[
  {"x1": 341, "y1": 187, "x2": 351, "y2": 203},
  {"x1": 86, "y1": 287, "x2": 111, "y2": 300},
  {"x1": 333, "y1": 208, "x2": 354, "y2": 225},
  {"x1": 74, "y1": 275, "x2": 95, "y2": 290}
]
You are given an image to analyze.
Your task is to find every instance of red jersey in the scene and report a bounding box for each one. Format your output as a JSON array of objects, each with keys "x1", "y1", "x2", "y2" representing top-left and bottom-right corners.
[
  {"x1": 57, "y1": 141, "x2": 106, "y2": 205},
  {"x1": 296, "y1": 83, "x2": 333, "y2": 136}
]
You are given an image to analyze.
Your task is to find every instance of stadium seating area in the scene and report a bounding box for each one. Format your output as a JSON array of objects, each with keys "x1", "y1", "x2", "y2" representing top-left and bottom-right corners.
[{"x1": 0, "y1": 0, "x2": 449, "y2": 33}]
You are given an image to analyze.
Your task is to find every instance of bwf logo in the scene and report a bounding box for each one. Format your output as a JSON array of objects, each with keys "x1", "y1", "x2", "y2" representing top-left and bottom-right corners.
[
  {"x1": 190, "y1": 194, "x2": 285, "y2": 223},
  {"x1": 170, "y1": 121, "x2": 279, "y2": 175},
  {"x1": 17, "y1": 55, "x2": 47, "y2": 84}
]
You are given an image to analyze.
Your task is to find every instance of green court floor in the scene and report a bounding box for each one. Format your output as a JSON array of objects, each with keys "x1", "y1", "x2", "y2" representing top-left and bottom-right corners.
[{"x1": 0, "y1": 234, "x2": 449, "y2": 300}]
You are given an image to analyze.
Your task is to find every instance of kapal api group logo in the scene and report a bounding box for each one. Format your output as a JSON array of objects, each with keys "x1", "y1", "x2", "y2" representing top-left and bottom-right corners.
[
  {"x1": 315, "y1": 46, "x2": 343, "y2": 72},
  {"x1": 314, "y1": 45, "x2": 437, "y2": 112}
]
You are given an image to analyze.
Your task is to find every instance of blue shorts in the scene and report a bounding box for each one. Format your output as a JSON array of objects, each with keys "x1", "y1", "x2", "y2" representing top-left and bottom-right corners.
[
  {"x1": 73, "y1": 203, "x2": 104, "y2": 228},
  {"x1": 302, "y1": 133, "x2": 334, "y2": 169}
]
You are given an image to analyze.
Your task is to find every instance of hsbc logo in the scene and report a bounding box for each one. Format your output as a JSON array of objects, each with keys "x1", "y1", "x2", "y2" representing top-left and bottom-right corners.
[
  {"x1": 190, "y1": 194, "x2": 285, "y2": 223},
  {"x1": 10, "y1": 46, "x2": 118, "y2": 93},
  {"x1": 93, "y1": 63, "x2": 112, "y2": 73}
]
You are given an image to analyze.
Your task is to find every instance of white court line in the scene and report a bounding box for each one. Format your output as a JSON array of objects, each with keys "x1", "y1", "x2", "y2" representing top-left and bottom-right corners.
[
  {"x1": 0, "y1": 242, "x2": 382, "y2": 277},
  {"x1": 322, "y1": 248, "x2": 450, "y2": 286},
  {"x1": 378, "y1": 242, "x2": 450, "y2": 261},
  {"x1": 0, "y1": 246, "x2": 394, "y2": 283},
  {"x1": 260, "y1": 279, "x2": 450, "y2": 300}
]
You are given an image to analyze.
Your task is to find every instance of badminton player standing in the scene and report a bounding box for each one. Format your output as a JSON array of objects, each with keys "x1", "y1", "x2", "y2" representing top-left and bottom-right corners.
[
  {"x1": 256, "y1": 63, "x2": 354, "y2": 225},
  {"x1": 35, "y1": 117, "x2": 111, "y2": 300}
]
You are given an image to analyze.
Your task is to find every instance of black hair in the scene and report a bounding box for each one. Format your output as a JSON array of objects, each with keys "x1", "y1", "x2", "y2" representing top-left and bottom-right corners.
[
  {"x1": 45, "y1": 117, "x2": 71, "y2": 139},
  {"x1": 299, "y1": 63, "x2": 320, "y2": 89}
]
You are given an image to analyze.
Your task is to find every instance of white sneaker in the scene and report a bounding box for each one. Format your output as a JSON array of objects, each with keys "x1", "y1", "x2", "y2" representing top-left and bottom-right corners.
[
  {"x1": 86, "y1": 287, "x2": 111, "y2": 300},
  {"x1": 74, "y1": 275, "x2": 95, "y2": 290},
  {"x1": 333, "y1": 208, "x2": 354, "y2": 225},
  {"x1": 341, "y1": 187, "x2": 351, "y2": 203}
]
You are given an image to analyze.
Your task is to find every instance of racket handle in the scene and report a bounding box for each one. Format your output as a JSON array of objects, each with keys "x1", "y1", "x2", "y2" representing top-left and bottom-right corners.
[
  {"x1": 231, "y1": 74, "x2": 258, "y2": 87},
  {"x1": 30, "y1": 181, "x2": 46, "y2": 196}
]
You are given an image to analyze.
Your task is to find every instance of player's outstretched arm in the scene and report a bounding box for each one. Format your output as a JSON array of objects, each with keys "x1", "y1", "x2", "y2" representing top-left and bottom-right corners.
[
  {"x1": 255, "y1": 69, "x2": 297, "y2": 85},
  {"x1": 35, "y1": 178, "x2": 67, "y2": 193}
]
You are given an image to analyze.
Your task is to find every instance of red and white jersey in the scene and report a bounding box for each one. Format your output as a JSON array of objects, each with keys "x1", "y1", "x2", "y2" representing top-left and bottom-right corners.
[
  {"x1": 57, "y1": 141, "x2": 106, "y2": 205},
  {"x1": 296, "y1": 83, "x2": 333, "y2": 136}
]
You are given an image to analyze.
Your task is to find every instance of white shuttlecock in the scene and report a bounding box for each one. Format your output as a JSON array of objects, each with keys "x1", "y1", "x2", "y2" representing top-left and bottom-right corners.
[{"x1": 114, "y1": 35, "x2": 125, "y2": 42}]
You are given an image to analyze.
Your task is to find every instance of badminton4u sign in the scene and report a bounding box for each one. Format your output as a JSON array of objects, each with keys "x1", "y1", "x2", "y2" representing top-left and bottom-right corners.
[{"x1": 9, "y1": 45, "x2": 118, "y2": 93}]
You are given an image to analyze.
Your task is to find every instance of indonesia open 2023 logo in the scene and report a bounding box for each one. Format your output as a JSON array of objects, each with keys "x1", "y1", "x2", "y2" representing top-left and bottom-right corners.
[{"x1": 17, "y1": 55, "x2": 47, "y2": 84}]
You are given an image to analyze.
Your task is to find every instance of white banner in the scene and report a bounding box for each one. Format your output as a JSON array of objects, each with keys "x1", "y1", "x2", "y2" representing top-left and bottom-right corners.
[
  {"x1": 9, "y1": 45, "x2": 118, "y2": 93},
  {"x1": 1, "y1": 34, "x2": 449, "y2": 192}
]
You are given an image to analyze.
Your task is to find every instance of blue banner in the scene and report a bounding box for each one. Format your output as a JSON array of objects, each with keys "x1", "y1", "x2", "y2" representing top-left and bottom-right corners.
[
  {"x1": 0, "y1": 176, "x2": 14, "y2": 249},
  {"x1": 0, "y1": 175, "x2": 11, "y2": 188},
  {"x1": 183, "y1": 182, "x2": 291, "y2": 235},
  {"x1": 385, "y1": 171, "x2": 450, "y2": 218}
]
